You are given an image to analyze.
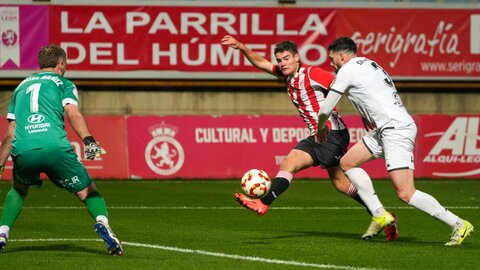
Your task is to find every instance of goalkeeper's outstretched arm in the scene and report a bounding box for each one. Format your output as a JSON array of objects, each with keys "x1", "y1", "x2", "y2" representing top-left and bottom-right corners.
[
  {"x1": 65, "y1": 104, "x2": 92, "y2": 140},
  {"x1": 65, "y1": 104, "x2": 106, "y2": 159}
]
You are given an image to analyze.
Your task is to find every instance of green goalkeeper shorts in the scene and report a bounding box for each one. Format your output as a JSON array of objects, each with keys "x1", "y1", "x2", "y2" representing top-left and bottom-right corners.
[{"x1": 12, "y1": 146, "x2": 93, "y2": 193}]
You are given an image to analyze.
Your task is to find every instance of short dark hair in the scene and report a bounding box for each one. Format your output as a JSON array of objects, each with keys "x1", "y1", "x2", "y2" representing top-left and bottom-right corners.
[
  {"x1": 38, "y1": 44, "x2": 66, "y2": 69},
  {"x1": 328, "y1": 37, "x2": 357, "y2": 54},
  {"x1": 274, "y1": 40, "x2": 298, "y2": 55}
]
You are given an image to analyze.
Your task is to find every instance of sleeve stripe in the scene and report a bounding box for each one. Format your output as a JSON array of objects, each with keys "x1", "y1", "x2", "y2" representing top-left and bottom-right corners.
[
  {"x1": 62, "y1": 98, "x2": 78, "y2": 107},
  {"x1": 309, "y1": 67, "x2": 334, "y2": 89},
  {"x1": 6, "y1": 113, "x2": 15, "y2": 120}
]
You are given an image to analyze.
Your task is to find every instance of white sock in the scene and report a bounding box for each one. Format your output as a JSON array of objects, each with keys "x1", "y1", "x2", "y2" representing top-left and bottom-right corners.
[
  {"x1": 344, "y1": 168, "x2": 386, "y2": 217},
  {"x1": 0, "y1": 225, "x2": 10, "y2": 238},
  {"x1": 95, "y1": 215, "x2": 109, "y2": 225},
  {"x1": 408, "y1": 190, "x2": 460, "y2": 228}
]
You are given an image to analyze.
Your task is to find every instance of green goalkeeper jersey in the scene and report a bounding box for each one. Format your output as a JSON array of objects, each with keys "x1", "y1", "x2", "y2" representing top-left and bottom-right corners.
[{"x1": 7, "y1": 71, "x2": 79, "y2": 156}]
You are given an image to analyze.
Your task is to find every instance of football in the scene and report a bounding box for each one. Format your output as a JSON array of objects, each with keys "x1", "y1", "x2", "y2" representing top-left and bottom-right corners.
[{"x1": 241, "y1": 169, "x2": 271, "y2": 198}]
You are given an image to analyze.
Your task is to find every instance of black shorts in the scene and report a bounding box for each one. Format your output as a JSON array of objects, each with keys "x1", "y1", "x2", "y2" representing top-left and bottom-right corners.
[{"x1": 294, "y1": 129, "x2": 350, "y2": 169}]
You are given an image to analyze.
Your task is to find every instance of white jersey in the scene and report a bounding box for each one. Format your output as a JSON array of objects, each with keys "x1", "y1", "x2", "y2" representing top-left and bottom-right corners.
[{"x1": 330, "y1": 57, "x2": 414, "y2": 130}]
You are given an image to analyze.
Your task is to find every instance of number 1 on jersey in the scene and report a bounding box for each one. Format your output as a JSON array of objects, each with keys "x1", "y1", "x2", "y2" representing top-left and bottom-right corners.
[{"x1": 26, "y1": 83, "x2": 41, "y2": 113}]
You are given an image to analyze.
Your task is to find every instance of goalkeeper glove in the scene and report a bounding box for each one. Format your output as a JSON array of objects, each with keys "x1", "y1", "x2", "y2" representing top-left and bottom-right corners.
[{"x1": 83, "y1": 136, "x2": 106, "y2": 160}]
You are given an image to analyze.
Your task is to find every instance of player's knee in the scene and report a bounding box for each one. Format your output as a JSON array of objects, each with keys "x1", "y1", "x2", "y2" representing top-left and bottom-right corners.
[
  {"x1": 77, "y1": 193, "x2": 87, "y2": 201},
  {"x1": 396, "y1": 189, "x2": 414, "y2": 203},
  {"x1": 81, "y1": 191, "x2": 102, "y2": 202},
  {"x1": 77, "y1": 190, "x2": 99, "y2": 201},
  {"x1": 279, "y1": 157, "x2": 305, "y2": 174},
  {"x1": 339, "y1": 159, "x2": 354, "y2": 172}
]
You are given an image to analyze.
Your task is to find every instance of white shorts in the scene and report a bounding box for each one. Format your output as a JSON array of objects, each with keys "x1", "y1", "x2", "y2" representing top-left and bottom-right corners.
[{"x1": 362, "y1": 122, "x2": 417, "y2": 171}]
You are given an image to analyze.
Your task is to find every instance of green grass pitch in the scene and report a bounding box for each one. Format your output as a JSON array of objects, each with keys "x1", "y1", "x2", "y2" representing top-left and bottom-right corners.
[{"x1": 0, "y1": 179, "x2": 478, "y2": 269}]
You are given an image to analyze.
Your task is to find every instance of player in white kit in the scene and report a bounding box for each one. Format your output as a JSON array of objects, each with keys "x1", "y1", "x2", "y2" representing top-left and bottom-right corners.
[{"x1": 316, "y1": 37, "x2": 473, "y2": 245}]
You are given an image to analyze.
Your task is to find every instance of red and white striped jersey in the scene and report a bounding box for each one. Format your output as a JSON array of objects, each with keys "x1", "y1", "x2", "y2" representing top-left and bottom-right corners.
[{"x1": 273, "y1": 64, "x2": 347, "y2": 136}]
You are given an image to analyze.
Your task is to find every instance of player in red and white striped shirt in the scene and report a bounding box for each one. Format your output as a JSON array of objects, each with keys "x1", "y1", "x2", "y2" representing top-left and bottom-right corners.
[
  {"x1": 222, "y1": 35, "x2": 397, "y2": 240},
  {"x1": 274, "y1": 56, "x2": 346, "y2": 136}
]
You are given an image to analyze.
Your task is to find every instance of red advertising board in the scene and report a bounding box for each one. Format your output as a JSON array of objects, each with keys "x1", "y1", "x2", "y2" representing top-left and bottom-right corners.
[
  {"x1": 1, "y1": 114, "x2": 479, "y2": 180},
  {"x1": 337, "y1": 8, "x2": 480, "y2": 78},
  {"x1": 416, "y1": 115, "x2": 480, "y2": 179},
  {"x1": 1, "y1": 4, "x2": 479, "y2": 80},
  {"x1": 0, "y1": 115, "x2": 128, "y2": 180},
  {"x1": 126, "y1": 115, "x2": 388, "y2": 180},
  {"x1": 49, "y1": 5, "x2": 336, "y2": 72},
  {"x1": 65, "y1": 115, "x2": 128, "y2": 179}
]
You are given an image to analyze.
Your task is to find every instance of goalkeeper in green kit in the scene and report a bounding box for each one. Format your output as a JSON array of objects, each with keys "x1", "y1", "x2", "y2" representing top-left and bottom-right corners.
[{"x1": 0, "y1": 44, "x2": 123, "y2": 256}]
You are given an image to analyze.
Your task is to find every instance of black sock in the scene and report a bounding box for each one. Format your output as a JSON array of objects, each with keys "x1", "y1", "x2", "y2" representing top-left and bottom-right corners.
[
  {"x1": 353, "y1": 194, "x2": 372, "y2": 216},
  {"x1": 260, "y1": 177, "x2": 290, "y2": 205}
]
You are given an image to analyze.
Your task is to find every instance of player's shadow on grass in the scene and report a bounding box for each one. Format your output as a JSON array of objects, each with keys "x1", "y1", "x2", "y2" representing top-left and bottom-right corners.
[
  {"x1": 243, "y1": 230, "x2": 359, "y2": 244},
  {"x1": 278, "y1": 230, "x2": 360, "y2": 241},
  {"x1": 293, "y1": 230, "x2": 418, "y2": 243},
  {"x1": 6, "y1": 243, "x2": 105, "y2": 255},
  {"x1": 247, "y1": 230, "x2": 417, "y2": 243}
]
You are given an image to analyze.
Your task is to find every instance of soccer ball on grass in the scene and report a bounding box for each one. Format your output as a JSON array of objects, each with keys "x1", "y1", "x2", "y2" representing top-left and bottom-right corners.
[{"x1": 241, "y1": 169, "x2": 271, "y2": 198}]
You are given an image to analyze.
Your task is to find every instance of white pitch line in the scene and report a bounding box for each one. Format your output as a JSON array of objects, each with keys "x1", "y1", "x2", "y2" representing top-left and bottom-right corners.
[
  {"x1": 10, "y1": 206, "x2": 480, "y2": 210},
  {"x1": 10, "y1": 238, "x2": 385, "y2": 270}
]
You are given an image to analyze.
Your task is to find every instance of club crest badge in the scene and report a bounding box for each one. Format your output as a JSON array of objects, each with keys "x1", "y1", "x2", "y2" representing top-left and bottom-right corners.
[{"x1": 145, "y1": 122, "x2": 184, "y2": 176}]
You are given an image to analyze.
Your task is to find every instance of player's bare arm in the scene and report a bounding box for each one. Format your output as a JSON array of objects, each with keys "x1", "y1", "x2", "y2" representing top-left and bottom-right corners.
[
  {"x1": 221, "y1": 35, "x2": 275, "y2": 75},
  {"x1": 65, "y1": 104, "x2": 106, "y2": 159},
  {"x1": 316, "y1": 91, "x2": 343, "y2": 143},
  {"x1": 65, "y1": 104, "x2": 92, "y2": 140},
  {"x1": 0, "y1": 120, "x2": 15, "y2": 178},
  {"x1": 316, "y1": 119, "x2": 330, "y2": 143}
]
